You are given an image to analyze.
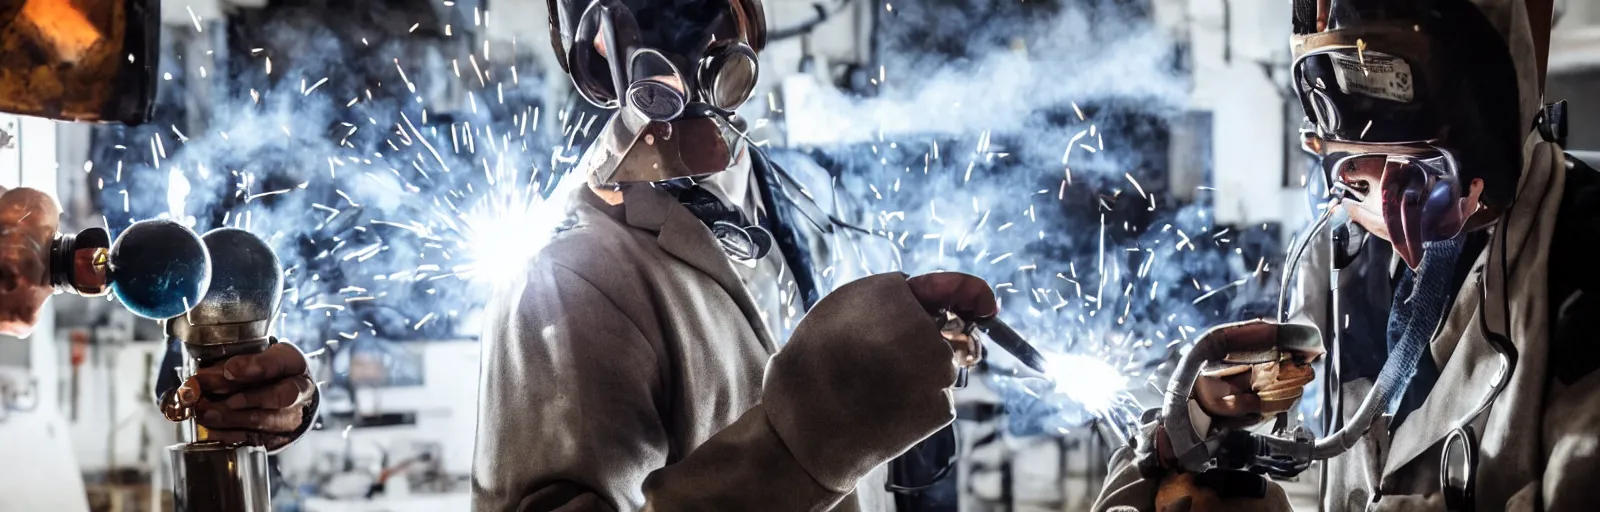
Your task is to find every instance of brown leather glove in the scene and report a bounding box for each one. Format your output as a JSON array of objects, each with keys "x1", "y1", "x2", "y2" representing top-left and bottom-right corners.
[{"x1": 1192, "y1": 320, "x2": 1323, "y2": 429}]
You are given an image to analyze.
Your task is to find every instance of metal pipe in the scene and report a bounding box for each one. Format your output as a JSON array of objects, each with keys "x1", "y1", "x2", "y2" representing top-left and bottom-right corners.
[
  {"x1": 1278, "y1": 202, "x2": 1339, "y2": 322},
  {"x1": 1319, "y1": 226, "x2": 1344, "y2": 511},
  {"x1": 1160, "y1": 323, "x2": 1231, "y2": 471}
]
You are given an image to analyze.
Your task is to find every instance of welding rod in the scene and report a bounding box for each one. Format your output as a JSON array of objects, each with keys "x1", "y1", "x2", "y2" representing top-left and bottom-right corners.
[{"x1": 974, "y1": 317, "x2": 1049, "y2": 374}]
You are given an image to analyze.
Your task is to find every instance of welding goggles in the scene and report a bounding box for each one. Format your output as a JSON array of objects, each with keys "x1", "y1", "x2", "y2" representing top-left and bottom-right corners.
[
  {"x1": 1292, "y1": 25, "x2": 1479, "y2": 268},
  {"x1": 547, "y1": 0, "x2": 766, "y2": 183},
  {"x1": 555, "y1": 0, "x2": 764, "y2": 120},
  {"x1": 1301, "y1": 128, "x2": 1477, "y2": 269},
  {"x1": 1324, "y1": 143, "x2": 1476, "y2": 268}
]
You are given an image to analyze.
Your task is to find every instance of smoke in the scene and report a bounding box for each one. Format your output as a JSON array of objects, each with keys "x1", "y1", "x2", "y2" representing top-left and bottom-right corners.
[
  {"x1": 93, "y1": 11, "x2": 576, "y2": 354},
  {"x1": 769, "y1": 0, "x2": 1282, "y2": 435},
  {"x1": 83, "y1": 0, "x2": 1284, "y2": 436}
]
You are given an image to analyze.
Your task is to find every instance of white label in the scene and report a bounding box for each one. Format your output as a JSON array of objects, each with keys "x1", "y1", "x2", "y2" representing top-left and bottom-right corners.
[{"x1": 1329, "y1": 51, "x2": 1415, "y2": 103}]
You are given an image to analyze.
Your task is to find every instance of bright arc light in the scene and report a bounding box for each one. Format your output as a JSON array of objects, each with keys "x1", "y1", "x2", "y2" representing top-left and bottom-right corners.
[
  {"x1": 455, "y1": 176, "x2": 572, "y2": 284},
  {"x1": 1043, "y1": 353, "x2": 1128, "y2": 415},
  {"x1": 167, "y1": 166, "x2": 193, "y2": 227}
]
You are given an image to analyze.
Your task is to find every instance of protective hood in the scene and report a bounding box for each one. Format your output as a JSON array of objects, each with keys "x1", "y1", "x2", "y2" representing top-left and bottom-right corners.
[
  {"x1": 1292, "y1": 0, "x2": 1548, "y2": 267},
  {"x1": 1366, "y1": 2, "x2": 1567, "y2": 507},
  {"x1": 1467, "y1": 0, "x2": 1542, "y2": 140}
]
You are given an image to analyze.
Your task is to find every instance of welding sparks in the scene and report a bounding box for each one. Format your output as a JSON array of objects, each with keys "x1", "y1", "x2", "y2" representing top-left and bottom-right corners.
[
  {"x1": 245, "y1": 189, "x2": 291, "y2": 203},
  {"x1": 88, "y1": 9, "x2": 1250, "y2": 442},
  {"x1": 451, "y1": 170, "x2": 575, "y2": 284}
]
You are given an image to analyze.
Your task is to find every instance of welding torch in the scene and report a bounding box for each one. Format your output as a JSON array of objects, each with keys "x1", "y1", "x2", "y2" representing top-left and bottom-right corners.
[{"x1": 939, "y1": 314, "x2": 1049, "y2": 388}]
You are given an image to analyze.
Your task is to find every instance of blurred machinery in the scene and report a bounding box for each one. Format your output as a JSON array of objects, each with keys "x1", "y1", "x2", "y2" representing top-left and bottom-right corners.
[{"x1": 287, "y1": 339, "x2": 478, "y2": 511}]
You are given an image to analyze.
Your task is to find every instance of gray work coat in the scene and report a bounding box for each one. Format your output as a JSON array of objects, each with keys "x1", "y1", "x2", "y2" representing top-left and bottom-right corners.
[
  {"x1": 471, "y1": 182, "x2": 958, "y2": 511},
  {"x1": 1094, "y1": 1, "x2": 1600, "y2": 509}
]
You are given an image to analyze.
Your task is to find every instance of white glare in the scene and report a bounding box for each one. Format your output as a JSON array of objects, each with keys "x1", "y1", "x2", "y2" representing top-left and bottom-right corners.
[
  {"x1": 167, "y1": 166, "x2": 194, "y2": 228},
  {"x1": 1044, "y1": 353, "x2": 1128, "y2": 415},
  {"x1": 454, "y1": 174, "x2": 576, "y2": 285}
]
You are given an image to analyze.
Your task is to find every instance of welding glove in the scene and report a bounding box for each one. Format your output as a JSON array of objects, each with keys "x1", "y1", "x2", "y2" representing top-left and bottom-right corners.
[
  {"x1": 0, "y1": 186, "x2": 61, "y2": 338},
  {"x1": 1098, "y1": 321, "x2": 1318, "y2": 512},
  {"x1": 1137, "y1": 321, "x2": 1322, "y2": 476},
  {"x1": 1191, "y1": 321, "x2": 1321, "y2": 425},
  {"x1": 710, "y1": 272, "x2": 993, "y2": 496}
]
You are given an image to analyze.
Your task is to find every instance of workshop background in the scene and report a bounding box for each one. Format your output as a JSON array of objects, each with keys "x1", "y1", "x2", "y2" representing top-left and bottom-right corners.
[{"x1": 1, "y1": 0, "x2": 1597, "y2": 511}]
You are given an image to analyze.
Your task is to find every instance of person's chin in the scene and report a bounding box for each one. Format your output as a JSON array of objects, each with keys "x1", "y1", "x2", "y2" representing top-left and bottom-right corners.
[{"x1": 1343, "y1": 204, "x2": 1392, "y2": 243}]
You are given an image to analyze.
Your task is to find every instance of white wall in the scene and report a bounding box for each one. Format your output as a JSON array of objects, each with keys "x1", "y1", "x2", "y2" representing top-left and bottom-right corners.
[
  {"x1": 63, "y1": 341, "x2": 175, "y2": 474},
  {"x1": 0, "y1": 113, "x2": 62, "y2": 402},
  {"x1": 0, "y1": 113, "x2": 93, "y2": 512},
  {"x1": 1163, "y1": 0, "x2": 1310, "y2": 231},
  {"x1": 1552, "y1": 0, "x2": 1600, "y2": 73}
]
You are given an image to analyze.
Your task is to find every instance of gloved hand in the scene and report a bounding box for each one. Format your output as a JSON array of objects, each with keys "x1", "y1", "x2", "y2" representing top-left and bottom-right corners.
[
  {"x1": 760, "y1": 271, "x2": 996, "y2": 494},
  {"x1": 907, "y1": 272, "x2": 998, "y2": 370},
  {"x1": 1145, "y1": 321, "x2": 1320, "y2": 482},
  {"x1": 1190, "y1": 320, "x2": 1321, "y2": 430},
  {"x1": 164, "y1": 341, "x2": 317, "y2": 451},
  {"x1": 0, "y1": 187, "x2": 60, "y2": 338}
]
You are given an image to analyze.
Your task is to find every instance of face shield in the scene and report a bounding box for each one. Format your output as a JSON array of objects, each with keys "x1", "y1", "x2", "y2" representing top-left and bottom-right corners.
[
  {"x1": 551, "y1": 0, "x2": 765, "y2": 185},
  {"x1": 1293, "y1": 24, "x2": 1480, "y2": 269}
]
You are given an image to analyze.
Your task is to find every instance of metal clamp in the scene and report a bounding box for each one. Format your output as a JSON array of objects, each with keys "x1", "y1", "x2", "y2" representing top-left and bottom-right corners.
[
  {"x1": 1536, "y1": 100, "x2": 1568, "y2": 147},
  {"x1": 1441, "y1": 426, "x2": 1478, "y2": 512}
]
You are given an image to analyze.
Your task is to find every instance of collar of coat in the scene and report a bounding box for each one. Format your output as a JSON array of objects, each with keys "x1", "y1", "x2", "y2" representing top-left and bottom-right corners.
[{"x1": 575, "y1": 183, "x2": 781, "y2": 354}]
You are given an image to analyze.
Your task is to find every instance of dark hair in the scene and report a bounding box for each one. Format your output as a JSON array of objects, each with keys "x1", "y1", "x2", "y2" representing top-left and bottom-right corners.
[{"x1": 1431, "y1": 0, "x2": 1524, "y2": 208}]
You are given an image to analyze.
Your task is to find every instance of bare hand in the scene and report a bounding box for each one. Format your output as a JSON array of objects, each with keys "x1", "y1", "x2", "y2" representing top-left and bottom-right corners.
[
  {"x1": 908, "y1": 272, "x2": 998, "y2": 371},
  {"x1": 0, "y1": 187, "x2": 59, "y2": 337},
  {"x1": 1192, "y1": 321, "x2": 1320, "y2": 429},
  {"x1": 168, "y1": 342, "x2": 315, "y2": 451}
]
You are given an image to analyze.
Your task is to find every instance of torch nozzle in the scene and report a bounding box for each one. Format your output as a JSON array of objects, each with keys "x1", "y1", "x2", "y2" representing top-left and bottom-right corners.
[{"x1": 972, "y1": 317, "x2": 1050, "y2": 374}]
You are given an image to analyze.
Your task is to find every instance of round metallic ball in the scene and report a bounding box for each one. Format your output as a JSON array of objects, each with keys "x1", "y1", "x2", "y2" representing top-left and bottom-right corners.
[
  {"x1": 188, "y1": 228, "x2": 283, "y2": 328},
  {"x1": 108, "y1": 220, "x2": 211, "y2": 319}
]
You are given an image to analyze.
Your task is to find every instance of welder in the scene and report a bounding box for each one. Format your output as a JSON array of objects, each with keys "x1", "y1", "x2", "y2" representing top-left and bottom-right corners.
[
  {"x1": 470, "y1": 0, "x2": 996, "y2": 510},
  {"x1": 1093, "y1": 0, "x2": 1600, "y2": 510}
]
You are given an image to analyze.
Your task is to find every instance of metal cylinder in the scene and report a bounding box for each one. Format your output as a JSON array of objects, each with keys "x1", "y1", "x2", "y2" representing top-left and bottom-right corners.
[
  {"x1": 167, "y1": 228, "x2": 284, "y2": 510},
  {"x1": 167, "y1": 442, "x2": 271, "y2": 512}
]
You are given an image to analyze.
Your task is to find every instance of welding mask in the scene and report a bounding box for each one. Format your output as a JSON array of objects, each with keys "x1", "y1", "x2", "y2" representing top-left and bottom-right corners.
[
  {"x1": 0, "y1": 0, "x2": 159, "y2": 125},
  {"x1": 1291, "y1": 0, "x2": 1521, "y2": 269},
  {"x1": 548, "y1": 0, "x2": 766, "y2": 184}
]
